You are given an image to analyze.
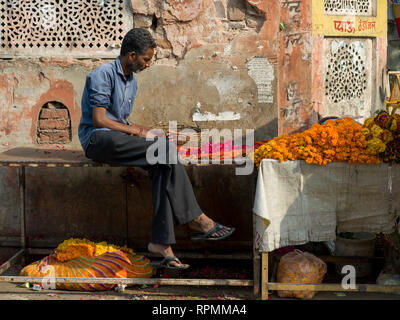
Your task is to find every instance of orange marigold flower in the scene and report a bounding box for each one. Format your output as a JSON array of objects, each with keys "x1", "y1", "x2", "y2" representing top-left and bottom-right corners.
[{"x1": 254, "y1": 117, "x2": 380, "y2": 167}]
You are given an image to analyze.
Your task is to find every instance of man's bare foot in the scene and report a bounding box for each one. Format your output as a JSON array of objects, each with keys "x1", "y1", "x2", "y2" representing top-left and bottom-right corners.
[
  {"x1": 148, "y1": 243, "x2": 181, "y2": 268},
  {"x1": 188, "y1": 213, "x2": 233, "y2": 238}
]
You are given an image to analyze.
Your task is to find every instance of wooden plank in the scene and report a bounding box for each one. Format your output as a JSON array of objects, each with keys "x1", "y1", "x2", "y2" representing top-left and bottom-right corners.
[
  {"x1": 0, "y1": 148, "x2": 95, "y2": 166},
  {"x1": 261, "y1": 252, "x2": 268, "y2": 300},
  {"x1": 253, "y1": 253, "x2": 260, "y2": 298},
  {"x1": 319, "y1": 256, "x2": 384, "y2": 263},
  {"x1": 0, "y1": 249, "x2": 25, "y2": 276},
  {"x1": 274, "y1": 254, "x2": 384, "y2": 263},
  {"x1": 19, "y1": 167, "x2": 26, "y2": 261},
  {"x1": 22, "y1": 238, "x2": 252, "y2": 254},
  {"x1": 0, "y1": 238, "x2": 20, "y2": 247},
  {"x1": 253, "y1": 212, "x2": 260, "y2": 298},
  {"x1": 27, "y1": 248, "x2": 253, "y2": 260},
  {"x1": 267, "y1": 282, "x2": 400, "y2": 293},
  {"x1": 0, "y1": 276, "x2": 253, "y2": 286},
  {"x1": 0, "y1": 147, "x2": 251, "y2": 168}
]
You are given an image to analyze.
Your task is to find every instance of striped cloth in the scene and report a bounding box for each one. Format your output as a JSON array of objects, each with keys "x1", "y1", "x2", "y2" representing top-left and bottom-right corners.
[{"x1": 20, "y1": 250, "x2": 153, "y2": 291}]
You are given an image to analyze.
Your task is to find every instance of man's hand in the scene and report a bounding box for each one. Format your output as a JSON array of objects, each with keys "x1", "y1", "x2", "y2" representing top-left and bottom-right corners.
[
  {"x1": 131, "y1": 125, "x2": 165, "y2": 139},
  {"x1": 93, "y1": 107, "x2": 165, "y2": 138}
]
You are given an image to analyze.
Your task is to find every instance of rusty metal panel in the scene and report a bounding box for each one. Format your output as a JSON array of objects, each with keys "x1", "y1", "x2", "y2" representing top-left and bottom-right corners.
[
  {"x1": 126, "y1": 168, "x2": 153, "y2": 247},
  {"x1": 0, "y1": 167, "x2": 20, "y2": 237},
  {"x1": 0, "y1": 247, "x2": 20, "y2": 266},
  {"x1": 127, "y1": 165, "x2": 255, "y2": 251},
  {"x1": 0, "y1": 147, "x2": 95, "y2": 167},
  {"x1": 188, "y1": 165, "x2": 254, "y2": 240},
  {"x1": 24, "y1": 167, "x2": 128, "y2": 245}
]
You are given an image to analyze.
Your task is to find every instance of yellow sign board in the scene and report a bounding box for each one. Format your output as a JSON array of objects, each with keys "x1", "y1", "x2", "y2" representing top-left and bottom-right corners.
[{"x1": 312, "y1": 0, "x2": 387, "y2": 37}]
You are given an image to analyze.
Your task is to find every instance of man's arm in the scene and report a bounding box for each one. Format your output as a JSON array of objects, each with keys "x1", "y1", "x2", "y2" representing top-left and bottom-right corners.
[{"x1": 93, "y1": 107, "x2": 154, "y2": 137}]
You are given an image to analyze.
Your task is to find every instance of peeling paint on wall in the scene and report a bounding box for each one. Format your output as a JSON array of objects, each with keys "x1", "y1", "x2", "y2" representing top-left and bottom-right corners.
[
  {"x1": 247, "y1": 56, "x2": 274, "y2": 104},
  {"x1": 192, "y1": 111, "x2": 241, "y2": 121}
]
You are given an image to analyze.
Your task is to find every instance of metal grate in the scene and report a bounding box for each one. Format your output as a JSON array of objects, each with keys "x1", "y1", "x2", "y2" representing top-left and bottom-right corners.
[
  {"x1": 0, "y1": 0, "x2": 126, "y2": 54},
  {"x1": 324, "y1": 0, "x2": 373, "y2": 16}
]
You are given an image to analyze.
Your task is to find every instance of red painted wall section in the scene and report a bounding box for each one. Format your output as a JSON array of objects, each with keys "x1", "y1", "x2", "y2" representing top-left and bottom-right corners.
[
  {"x1": 165, "y1": 0, "x2": 203, "y2": 21},
  {"x1": 311, "y1": 34, "x2": 326, "y2": 118},
  {"x1": 245, "y1": 0, "x2": 280, "y2": 58},
  {"x1": 0, "y1": 74, "x2": 20, "y2": 136},
  {"x1": 278, "y1": 0, "x2": 314, "y2": 135}
]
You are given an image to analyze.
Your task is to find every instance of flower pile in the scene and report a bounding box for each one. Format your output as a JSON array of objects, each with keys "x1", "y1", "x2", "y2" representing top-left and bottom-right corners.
[
  {"x1": 55, "y1": 238, "x2": 135, "y2": 262},
  {"x1": 254, "y1": 117, "x2": 380, "y2": 168},
  {"x1": 178, "y1": 140, "x2": 253, "y2": 160},
  {"x1": 362, "y1": 107, "x2": 400, "y2": 163}
]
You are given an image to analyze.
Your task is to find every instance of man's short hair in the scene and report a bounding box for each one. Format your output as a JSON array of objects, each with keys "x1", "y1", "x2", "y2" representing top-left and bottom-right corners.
[{"x1": 120, "y1": 28, "x2": 157, "y2": 56}]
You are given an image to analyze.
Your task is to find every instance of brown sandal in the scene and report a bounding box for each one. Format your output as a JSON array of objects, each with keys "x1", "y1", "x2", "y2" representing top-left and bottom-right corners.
[{"x1": 152, "y1": 256, "x2": 190, "y2": 270}]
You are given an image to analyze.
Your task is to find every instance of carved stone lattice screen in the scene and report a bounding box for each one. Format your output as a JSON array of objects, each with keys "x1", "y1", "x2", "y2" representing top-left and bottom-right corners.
[
  {"x1": 326, "y1": 42, "x2": 367, "y2": 103},
  {"x1": 324, "y1": 0, "x2": 374, "y2": 16},
  {"x1": 324, "y1": 38, "x2": 373, "y2": 121},
  {"x1": 0, "y1": 0, "x2": 129, "y2": 56}
]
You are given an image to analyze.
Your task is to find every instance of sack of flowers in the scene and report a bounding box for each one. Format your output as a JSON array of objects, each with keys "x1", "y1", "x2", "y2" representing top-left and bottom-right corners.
[{"x1": 20, "y1": 238, "x2": 154, "y2": 291}]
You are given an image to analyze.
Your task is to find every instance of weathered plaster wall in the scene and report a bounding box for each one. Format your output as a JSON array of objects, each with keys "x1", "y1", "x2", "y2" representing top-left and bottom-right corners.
[
  {"x1": 0, "y1": 0, "x2": 271, "y2": 250},
  {"x1": 129, "y1": 0, "x2": 278, "y2": 139},
  {"x1": 0, "y1": 0, "x2": 279, "y2": 150},
  {"x1": 0, "y1": 58, "x2": 105, "y2": 150},
  {"x1": 278, "y1": 0, "x2": 314, "y2": 135},
  {"x1": 0, "y1": 0, "x2": 388, "y2": 251}
]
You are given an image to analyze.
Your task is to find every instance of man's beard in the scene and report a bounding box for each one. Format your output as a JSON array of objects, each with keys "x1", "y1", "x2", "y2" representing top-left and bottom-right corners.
[{"x1": 130, "y1": 61, "x2": 142, "y2": 73}]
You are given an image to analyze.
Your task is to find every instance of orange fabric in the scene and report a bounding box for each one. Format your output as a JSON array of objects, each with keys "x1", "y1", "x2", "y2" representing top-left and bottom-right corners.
[{"x1": 21, "y1": 250, "x2": 153, "y2": 291}]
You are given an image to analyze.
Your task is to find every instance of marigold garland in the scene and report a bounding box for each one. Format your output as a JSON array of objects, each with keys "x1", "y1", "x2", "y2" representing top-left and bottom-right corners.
[
  {"x1": 362, "y1": 107, "x2": 400, "y2": 163},
  {"x1": 254, "y1": 117, "x2": 381, "y2": 168},
  {"x1": 55, "y1": 238, "x2": 135, "y2": 262}
]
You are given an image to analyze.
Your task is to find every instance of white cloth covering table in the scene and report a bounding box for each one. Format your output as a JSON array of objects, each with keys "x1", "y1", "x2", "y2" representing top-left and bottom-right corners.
[{"x1": 253, "y1": 159, "x2": 399, "y2": 252}]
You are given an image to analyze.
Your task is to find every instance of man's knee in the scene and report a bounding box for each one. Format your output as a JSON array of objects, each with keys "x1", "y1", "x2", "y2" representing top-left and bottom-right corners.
[{"x1": 146, "y1": 138, "x2": 179, "y2": 165}]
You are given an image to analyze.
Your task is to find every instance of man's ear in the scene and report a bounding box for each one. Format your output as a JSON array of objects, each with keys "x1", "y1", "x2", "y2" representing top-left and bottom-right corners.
[{"x1": 130, "y1": 51, "x2": 137, "y2": 62}]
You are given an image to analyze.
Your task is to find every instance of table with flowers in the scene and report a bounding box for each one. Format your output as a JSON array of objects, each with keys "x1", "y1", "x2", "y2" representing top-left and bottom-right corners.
[{"x1": 252, "y1": 108, "x2": 400, "y2": 299}]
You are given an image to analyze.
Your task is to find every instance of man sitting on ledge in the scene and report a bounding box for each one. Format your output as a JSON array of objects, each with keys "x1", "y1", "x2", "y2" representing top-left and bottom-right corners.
[{"x1": 78, "y1": 28, "x2": 235, "y2": 270}]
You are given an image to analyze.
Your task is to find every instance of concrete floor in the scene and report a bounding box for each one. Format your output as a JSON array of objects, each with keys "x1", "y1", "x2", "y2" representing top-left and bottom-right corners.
[{"x1": 1, "y1": 281, "x2": 399, "y2": 300}]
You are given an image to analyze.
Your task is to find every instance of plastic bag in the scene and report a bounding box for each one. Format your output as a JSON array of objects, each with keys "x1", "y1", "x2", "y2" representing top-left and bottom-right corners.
[
  {"x1": 376, "y1": 271, "x2": 400, "y2": 295},
  {"x1": 277, "y1": 249, "x2": 327, "y2": 299}
]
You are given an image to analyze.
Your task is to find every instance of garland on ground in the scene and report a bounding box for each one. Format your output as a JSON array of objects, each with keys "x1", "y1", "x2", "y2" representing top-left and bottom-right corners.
[{"x1": 55, "y1": 238, "x2": 135, "y2": 262}]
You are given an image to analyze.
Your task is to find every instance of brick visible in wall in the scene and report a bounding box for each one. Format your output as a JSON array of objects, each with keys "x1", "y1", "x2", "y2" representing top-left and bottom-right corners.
[
  {"x1": 38, "y1": 131, "x2": 70, "y2": 143},
  {"x1": 39, "y1": 108, "x2": 69, "y2": 119},
  {"x1": 37, "y1": 102, "x2": 71, "y2": 144},
  {"x1": 228, "y1": 0, "x2": 246, "y2": 21}
]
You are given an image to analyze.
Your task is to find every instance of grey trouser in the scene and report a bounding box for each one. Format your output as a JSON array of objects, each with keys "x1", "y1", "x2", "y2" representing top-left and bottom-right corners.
[{"x1": 85, "y1": 130, "x2": 203, "y2": 245}]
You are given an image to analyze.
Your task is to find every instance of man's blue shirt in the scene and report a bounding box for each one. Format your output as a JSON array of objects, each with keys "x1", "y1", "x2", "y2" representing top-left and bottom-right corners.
[{"x1": 78, "y1": 56, "x2": 138, "y2": 152}]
